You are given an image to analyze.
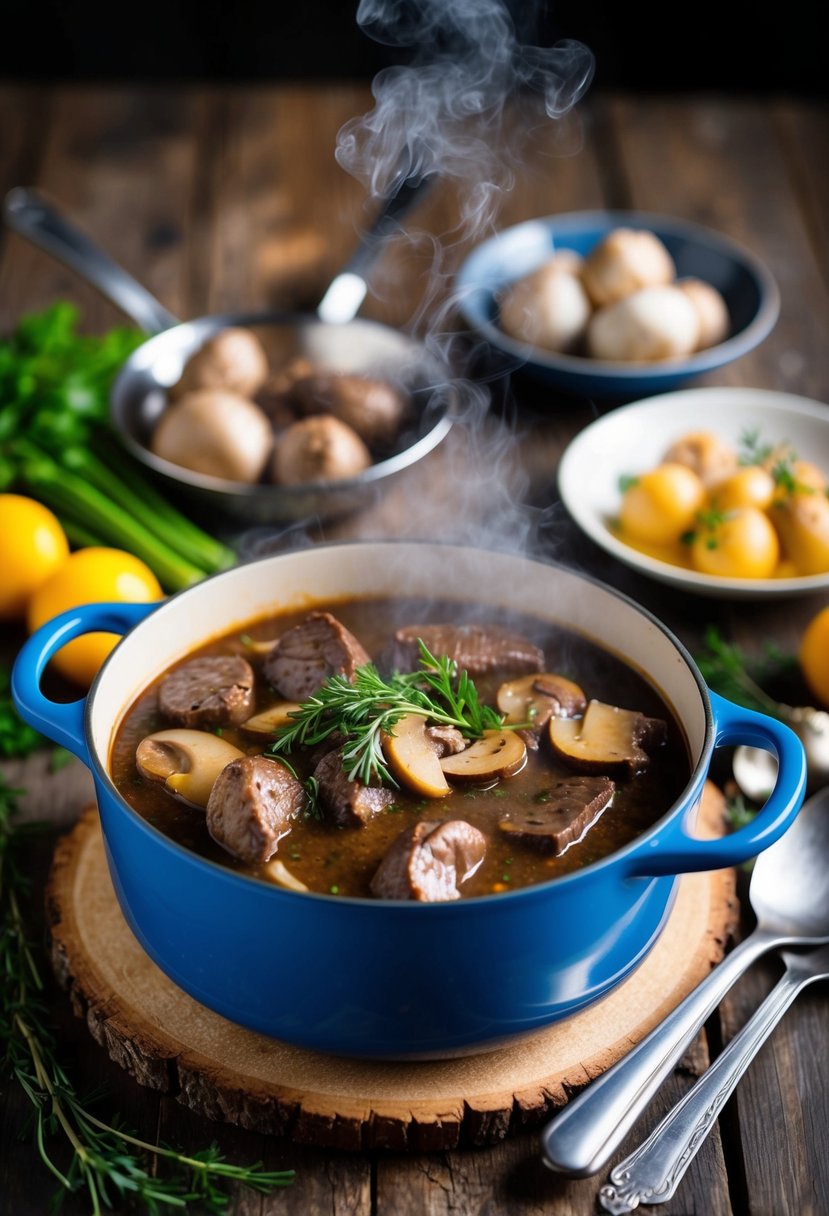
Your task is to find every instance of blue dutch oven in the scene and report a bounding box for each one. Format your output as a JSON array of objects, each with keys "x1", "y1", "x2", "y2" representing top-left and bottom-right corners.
[{"x1": 12, "y1": 543, "x2": 806, "y2": 1059}]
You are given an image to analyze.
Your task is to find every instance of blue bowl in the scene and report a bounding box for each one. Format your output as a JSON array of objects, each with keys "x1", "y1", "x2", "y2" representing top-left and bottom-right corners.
[
  {"x1": 11, "y1": 543, "x2": 805, "y2": 1059},
  {"x1": 456, "y1": 210, "x2": 780, "y2": 399}
]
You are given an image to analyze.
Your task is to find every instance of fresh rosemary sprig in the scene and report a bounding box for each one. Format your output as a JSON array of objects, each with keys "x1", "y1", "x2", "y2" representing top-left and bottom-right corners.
[
  {"x1": 269, "y1": 640, "x2": 505, "y2": 786},
  {"x1": 0, "y1": 773, "x2": 295, "y2": 1213}
]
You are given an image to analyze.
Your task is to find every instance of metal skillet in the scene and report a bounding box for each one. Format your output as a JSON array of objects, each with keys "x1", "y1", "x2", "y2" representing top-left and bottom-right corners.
[{"x1": 3, "y1": 178, "x2": 454, "y2": 525}]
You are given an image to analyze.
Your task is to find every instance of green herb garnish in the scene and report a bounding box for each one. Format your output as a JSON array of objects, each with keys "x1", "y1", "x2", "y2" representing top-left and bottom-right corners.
[
  {"x1": 0, "y1": 665, "x2": 45, "y2": 759},
  {"x1": 618, "y1": 473, "x2": 639, "y2": 494},
  {"x1": 738, "y1": 427, "x2": 776, "y2": 467},
  {"x1": 694, "y1": 625, "x2": 796, "y2": 718},
  {"x1": 269, "y1": 641, "x2": 505, "y2": 786},
  {"x1": 0, "y1": 772, "x2": 294, "y2": 1211}
]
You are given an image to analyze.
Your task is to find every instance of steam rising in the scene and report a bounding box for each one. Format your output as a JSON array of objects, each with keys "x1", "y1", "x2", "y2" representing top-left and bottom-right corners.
[
  {"x1": 332, "y1": 0, "x2": 594, "y2": 558},
  {"x1": 240, "y1": 1, "x2": 594, "y2": 565}
]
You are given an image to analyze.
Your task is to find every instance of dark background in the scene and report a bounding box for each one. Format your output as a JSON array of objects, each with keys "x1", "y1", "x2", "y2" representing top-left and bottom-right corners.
[{"x1": 0, "y1": 0, "x2": 824, "y2": 95}]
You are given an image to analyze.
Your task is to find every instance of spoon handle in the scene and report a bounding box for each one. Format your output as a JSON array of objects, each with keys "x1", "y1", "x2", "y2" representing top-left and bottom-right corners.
[
  {"x1": 598, "y1": 960, "x2": 817, "y2": 1212},
  {"x1": 540, "y1": 927, "x2": 779, "y2": 1178},
  {"x1": 3, "y1": 187, "x2": 179, "y2": 334}
]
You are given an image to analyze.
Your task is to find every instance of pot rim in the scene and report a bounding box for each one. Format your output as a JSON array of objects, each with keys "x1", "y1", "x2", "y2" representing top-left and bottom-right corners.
[{"x1": 82, "y1": 539, "x2": 715, "y2": 905}]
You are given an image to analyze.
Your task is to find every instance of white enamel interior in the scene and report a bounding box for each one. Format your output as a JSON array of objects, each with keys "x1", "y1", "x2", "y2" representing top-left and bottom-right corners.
[{"x1": 88, "y1": 544, "x2": 710, "y2": 786}]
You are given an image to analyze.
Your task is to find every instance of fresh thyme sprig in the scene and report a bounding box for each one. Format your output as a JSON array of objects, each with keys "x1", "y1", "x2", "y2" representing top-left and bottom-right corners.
[
  {"x1": 269, "y1": 640, "x2": 505, "y2": 786},
  {"x1": 694, "y1": 625, "x2": 797, "y2": 718},
  {"x1": 0, "y1": 773, "x2": 295, "y2": 1213}
]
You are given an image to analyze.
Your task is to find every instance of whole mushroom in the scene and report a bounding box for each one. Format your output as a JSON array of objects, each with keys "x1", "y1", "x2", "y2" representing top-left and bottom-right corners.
[
  {"x1": 271, "y1": 415, "x2": 372, "y2": 485},
  {"x1": 290, "y1": 372, "x2": 408, "y2": 447},
  {"x1": 151, "y1": 390, "x2": 273, "y2": 483},
  {"x1": 676, "y1": 277, "x2": 730, "y2": 349},
  {"x1": 586, "y1": 285, "x2": 700, "y2": 362},
  {"x1": 581, "y1": 228, "x2": 676, "y2": 308},
  {"x1": 171, "y1": 328, "x2": 270, "y2": 400},
  {"x1": 499, "y1": 254, "x2": 592, "y2": 353}
]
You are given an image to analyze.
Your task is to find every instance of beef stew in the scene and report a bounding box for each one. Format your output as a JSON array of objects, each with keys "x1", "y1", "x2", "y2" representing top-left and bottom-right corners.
[{"x1": 109, "y1": 596, "x2": 690, "y2": 899}]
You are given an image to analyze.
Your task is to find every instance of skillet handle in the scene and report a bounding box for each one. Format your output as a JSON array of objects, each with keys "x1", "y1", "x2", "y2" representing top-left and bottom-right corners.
[
  {"x1": 316, "y1": 171, "x2": 435, "y2": 323},
  {"x1": 625, "y1": 690, "x2": 807, "y2": 878},
  {"x1": 3, "y1": 188, "x2": 179, "y2": 334},
  {"x1": 11, "y1": 601, "x2": 161, "y2": 763}
]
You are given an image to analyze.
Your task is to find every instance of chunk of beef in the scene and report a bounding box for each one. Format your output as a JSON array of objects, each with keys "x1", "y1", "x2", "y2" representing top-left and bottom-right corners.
[
  {"x1": 498, "y1": 776, "x2": 615, "y2": 855},
  {"x1": 158, "y1": 655, "x2": 255, "y2": 730},
  {"x1": 206, "y1": 755, "x2": 305, "y2": 864},
  {"x1": 313, "y1": 748, "x2": 395, "y2": 828},
  {"x1": 370, "y1": 819, "x2": 487, "y2": 901},
  {"x1": 387, "y1": 623, "x2": 544, "y2": 677},
  {"x1": 425, "y1": 724, "x2": 467, "y2": 757},
  {"x1": 263, "y1": 611, "x2": 370, "y2": 701}
]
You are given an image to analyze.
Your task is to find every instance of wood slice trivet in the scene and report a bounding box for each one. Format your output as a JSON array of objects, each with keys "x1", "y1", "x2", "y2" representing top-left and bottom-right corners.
[{"x1": 46, "y1": 785, "x2": 737, "y2": 1152}]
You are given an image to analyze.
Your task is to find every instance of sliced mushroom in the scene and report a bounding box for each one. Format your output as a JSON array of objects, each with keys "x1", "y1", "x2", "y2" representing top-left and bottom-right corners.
[
  {"x1": 260, "y1": 859, "x2": 309, "y2": 892},
  {"x1": 241, "y1": 702, "x2": 303, "y2": 736},
  {"x1": 439, "y1": 730, "x2": 527, "y2": 782},
  {"x1": 382, "y1": 713, "x2": 451, "y2": 799},
  {"x1": 239, "y1": 637, "x2": 279, "y2": 658},
  {"x1": 135, "y1": 729, "x2": 244, "y2": 808},
  {"x1": 496, "y1": 672, "x2": 587, "y2": 728},
  {"x1": 549, "y1": 700, "x2": 667, "y2": 778}
]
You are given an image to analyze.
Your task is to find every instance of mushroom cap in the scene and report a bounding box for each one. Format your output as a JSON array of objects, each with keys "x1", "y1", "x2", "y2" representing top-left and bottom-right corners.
[
  {"x1": 581, "y1": 228, "x2": 676, "y2": 307},
  {"x1": 499, "y1": 262, "x2": 592, "y2": 353},
  {"x1": 271, "y1": 415, "x2": 372, "y2": 485},
  {"x1": 135, "y1": 728, "x2": 244, "y2": 808},
  {"x1": 586, "y1": 285, "x2": 700, "y2": 362},
  {"x1": 676, "y1": 277, "x2": 731, "y2": 349},
  {"x1": 151, "y1": 389, "x2": 273, "y2": 483},
  {"x1": 290, "y1": 373, "x2": 408, "y2": 447},
  {"x1": 171, "y1": 327, "x2": 270, "y2": 399}
]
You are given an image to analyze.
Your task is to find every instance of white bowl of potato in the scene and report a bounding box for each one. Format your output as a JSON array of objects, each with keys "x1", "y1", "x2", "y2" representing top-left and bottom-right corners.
[
  {"x1": 557, "y1": 387, "x2": 829, "y2": 599},
  {"x1": 456, "y1": 211, "x2": 779, "y2": 399}
]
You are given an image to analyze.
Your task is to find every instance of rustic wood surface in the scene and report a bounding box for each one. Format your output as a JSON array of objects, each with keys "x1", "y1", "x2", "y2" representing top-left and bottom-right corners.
[{"x1": 0, "y1": 83, "x2": 828, "y2": 1215}]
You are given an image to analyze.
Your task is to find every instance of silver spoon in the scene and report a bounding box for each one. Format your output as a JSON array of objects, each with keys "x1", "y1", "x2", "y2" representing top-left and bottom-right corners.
[
  {"x1": 598, "y1": 940, "x2": 829, "y2": 1212},
  {"x1": 734, "y1": 702, "x2": 829, "y2": 799},
  {"x1": 540, "y1": 785, "x2": 829, "y2": 1178}
]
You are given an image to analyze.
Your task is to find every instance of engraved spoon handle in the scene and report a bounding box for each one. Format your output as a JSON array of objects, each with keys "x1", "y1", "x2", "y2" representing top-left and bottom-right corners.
[{"x1": 598, "y1": 955, "x2": 825, "y2": 1213}]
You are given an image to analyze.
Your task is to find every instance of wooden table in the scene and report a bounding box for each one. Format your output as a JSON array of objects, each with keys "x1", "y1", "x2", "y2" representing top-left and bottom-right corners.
[{"x1": 1, "y1": 83, "x2": 827, "y2": 1216}]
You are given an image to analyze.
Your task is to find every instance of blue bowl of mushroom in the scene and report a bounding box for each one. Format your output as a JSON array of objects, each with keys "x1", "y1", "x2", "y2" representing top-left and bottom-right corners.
[
  {"x1": 12, "y1": 542, "x2": 805, "y2": 1058},
  {"x1": 456, "y1": 210, "x2": 780, "y2": 399}
]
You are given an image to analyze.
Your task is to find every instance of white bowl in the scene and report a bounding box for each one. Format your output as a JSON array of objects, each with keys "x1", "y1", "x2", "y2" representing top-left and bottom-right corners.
[{"x1": 557, "y1": 387, "x2": 829, "y2": 600}]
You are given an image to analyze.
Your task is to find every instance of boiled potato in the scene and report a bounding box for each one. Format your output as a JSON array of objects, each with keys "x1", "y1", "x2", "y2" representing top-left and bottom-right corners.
[
  {"x1": 711, "y1": 466, "x2": 776, "y2": 512},
  {"x1": 690, "y1": 508, "x2": 780, "y2": 579},
  {"x1": 771, "y1": 492, "x2": 829, "y2": 575},
  {"x1": 662, "y1": 430, "x2": 738, "y2": 487},
  {"x1": 619, "y1": 463, "x2": 706, "y2": 545}
]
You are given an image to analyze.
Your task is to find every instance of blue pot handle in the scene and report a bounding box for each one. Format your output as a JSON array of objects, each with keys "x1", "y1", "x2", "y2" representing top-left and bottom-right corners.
[
  {"x1": 625, "y1": 690, "x2": 807, "y2": 877},
  {"x1": 11, "y1": 600, "x2": 161, "y2": 763}
]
